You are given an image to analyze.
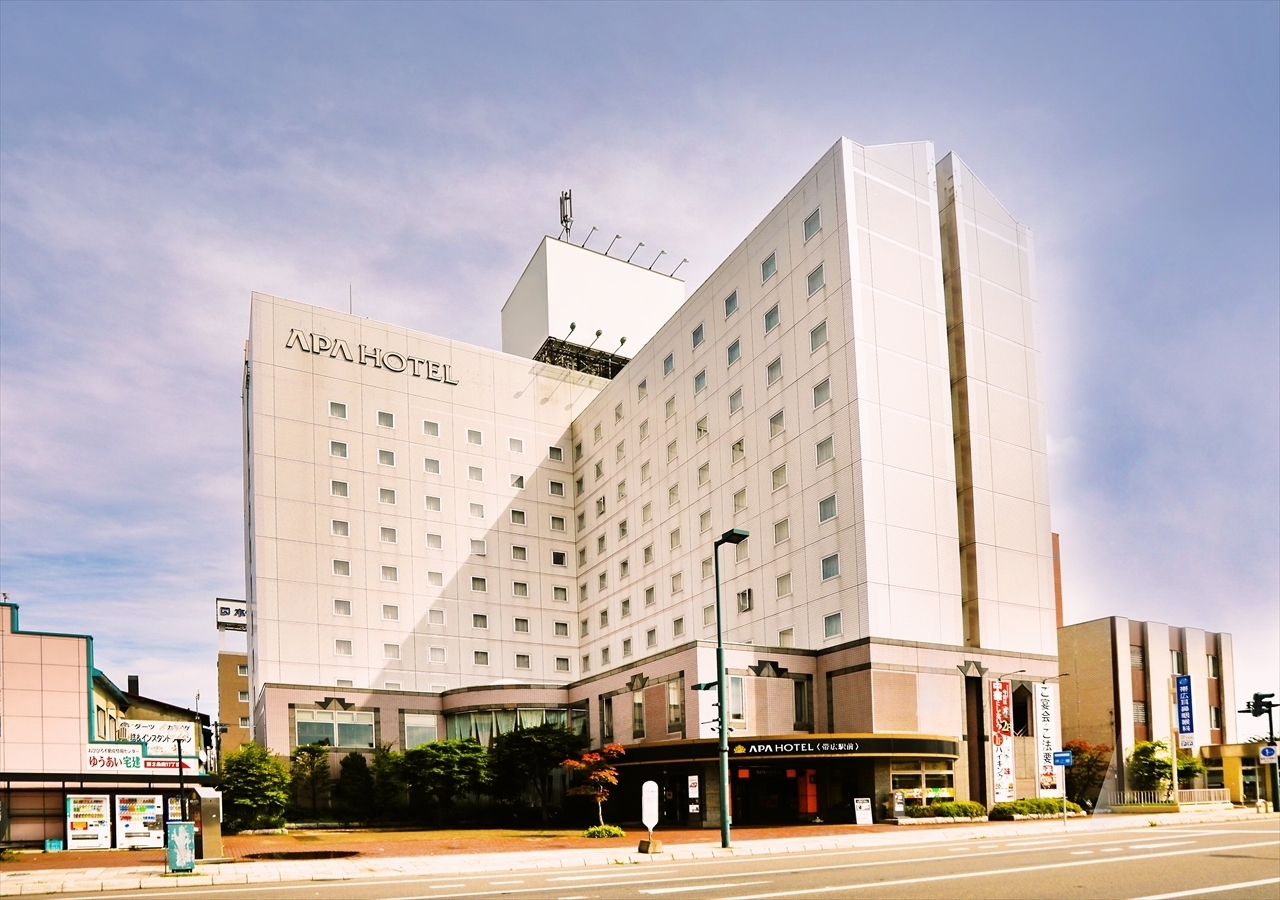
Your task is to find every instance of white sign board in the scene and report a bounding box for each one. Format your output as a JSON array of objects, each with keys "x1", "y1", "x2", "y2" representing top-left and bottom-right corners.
[
  {"x1": 687, "y1": 775, "x2": 699, "y2": 798},
  {"x1": 115, "y1": 795, "x2": 165, "y2": 849},
  {"x1": 1035, "y1": 684, "x2": 1061, "y2": 797},
  {"x1": 853, "y1": 797, "x2": 873, "y2": 825},
  {"x1": 216, "y1": 598, "x2": 247, "y2": 631},
  {"x1": 1179, "y1": 733, "x2": 1195, "y2": 749},
  {"x1": 86, "y1": 743, "x2": 143, "y2": 772},
  {"x1": 642, "y1": 780, "x2": 660, "y2": 831},
  {"x1": 66, "y1": 795, "x2": 112, "y2": 849},
  {"x1": 121, "y1": 720, "x2": 199, "y2": 760}
]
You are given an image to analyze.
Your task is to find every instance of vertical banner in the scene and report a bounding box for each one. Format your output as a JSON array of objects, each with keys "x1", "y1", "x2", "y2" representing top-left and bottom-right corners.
[
  {"x1": 1035, "y1": 683, "x2": 1061, "y2": 797},
  {"x1": 991, "y1": 679, "x2": 1016, "y2": 802},
  {"x1": 1175, "y1": 675, "x2": 1195, "y2": 749}
]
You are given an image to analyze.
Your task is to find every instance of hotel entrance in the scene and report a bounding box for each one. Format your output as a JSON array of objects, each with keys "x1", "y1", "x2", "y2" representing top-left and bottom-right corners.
[{"x1": 730, "y1": 766, "x2": 818, "y2": 824}]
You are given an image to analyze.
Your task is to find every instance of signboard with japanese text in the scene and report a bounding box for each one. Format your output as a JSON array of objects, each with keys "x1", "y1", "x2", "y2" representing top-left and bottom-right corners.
[
  {"x1": 65, "y1": 795, "x2": 112, "y2": 849},
  {"x1": 1175, "y1": 675, "x2": 1194, "y2": 748},
  {"x1": 115, "y1": 795, "x2": 164, "y2": 849},
  {"x1": 1035, "y1": 683, "x2": 1061, "y2": 796},
  {"x1": 86, "y1": 743, "x2": 143, "y2": 772},
  {"x1": 990, "y1": 680, "x2": 1016, "y2": 803},
  {"x1": 120, "y1": 720, "x2": 200, "y2": 763},
  {"x1": 216, "y1": 598, "x2": 247, "y2": 631}
]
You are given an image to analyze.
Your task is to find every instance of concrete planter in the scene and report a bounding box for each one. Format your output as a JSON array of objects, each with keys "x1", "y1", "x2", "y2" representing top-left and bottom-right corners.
[{"x1": 891, "y1": 816, "x2": 988, "y2": 825}]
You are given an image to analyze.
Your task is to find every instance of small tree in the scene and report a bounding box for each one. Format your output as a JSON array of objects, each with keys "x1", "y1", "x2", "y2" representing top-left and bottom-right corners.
[
  {"x1": 370, "y1": 743, "x2": 405, "y2": 820},
  {"x1": 220, "y1": 742, "x2": 290, "y2": 831},
  {"x1": 1175, "y1": 750, "x2": 1206, "y2": 787},
  {"x1": 401, "y1": 739, "x2": 487, "y2": 826},
  {"x1": 1127, "y1": 741, "x2": 1173, "y2": 793},
  {"x1": 334, "y1": 751, "x2": 374, "y2": 820},
  {"x1": 290, "y1": 744, "x2": 332, "y2": 812},
  {"x1": 563, "y1": 743, "x2": 625, "y2": 826},
  {"x1": 488, "y1": 724, "x2": 589, "y2": 824},
  {"x1": 1063, "y1": 739, "x2": 1112, "y2": 808}
]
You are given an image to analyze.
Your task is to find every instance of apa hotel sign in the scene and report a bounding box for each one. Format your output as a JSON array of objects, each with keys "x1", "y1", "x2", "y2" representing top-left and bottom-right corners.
[{"x1": 285, "y1": 329, "x2": 459, "y2": 385}]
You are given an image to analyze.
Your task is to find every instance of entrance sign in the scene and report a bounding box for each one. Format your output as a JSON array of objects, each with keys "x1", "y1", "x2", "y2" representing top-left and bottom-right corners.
[
  {"x1": 65, "y1": 795, "x2": 111, "y2": 849},
  {"x1": 854, "y1": 797, "x2": 873, "y2": 825},
  {"x1": 1035, "y1": 684, "x2": 1061, "y2": 797},
  {"x1": 991, "y1": 680, "x2": 1016, "y2": 802},
  {"x1": 116, "y1": 795, "x2": 164, "y2": 849},
  {"x1": 641, "y1": 781, "x2": 660, "y2": 831}
]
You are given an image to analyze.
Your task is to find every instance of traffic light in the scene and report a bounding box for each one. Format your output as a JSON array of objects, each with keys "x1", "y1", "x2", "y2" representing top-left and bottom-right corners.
[{"x1": 1252, "y1": 692, "x2": 1275, "y2": 716}]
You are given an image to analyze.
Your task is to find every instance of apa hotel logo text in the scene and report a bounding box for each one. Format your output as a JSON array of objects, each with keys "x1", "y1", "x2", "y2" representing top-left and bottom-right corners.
[{"x1": 285, "y1": 329, "x2": 458, "y2": 385}]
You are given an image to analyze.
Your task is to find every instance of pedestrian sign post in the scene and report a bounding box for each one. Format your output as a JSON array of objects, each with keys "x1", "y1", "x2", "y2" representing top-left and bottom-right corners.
[
  {"x1": 1053, "y1": 750, "x2": 1072, "y2": 827},
  {"x1": 1053, "y1": 751, "x2": 1073, "y2": 767}
]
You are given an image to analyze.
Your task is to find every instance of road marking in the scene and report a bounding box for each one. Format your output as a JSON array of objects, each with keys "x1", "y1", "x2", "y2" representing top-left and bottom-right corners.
[
  {"x1": 428, "y1": 886, "x2": 467, "y2": 890},
  {"x1": 1101, "y1": 847, "x2": 1123, "y2": 852},
  {"x1": 641, "y1": 882, "x2": 770, "y2": 895},
  {"x1": 549, "y1": 868, "x2": 682, "y2": 881},
  {"x1": 1126, "y1": 841, "x2": 1195, "y2": 850},
  {"x1": 490, "y1": 880, "x2": 525, "y2": 885},
  {"x1": 710, "y1": 839, "x2": 1280, "y2": 900},
  {"x1": 1070, "y1": 850, "x2": 1093, "y2": 855},
  {"x1": 558, "y1": 896, "x2": 589, "y2": 899},
  {"x1": 1131, "y1": 877, "x2": 1280, "y2": 900}
]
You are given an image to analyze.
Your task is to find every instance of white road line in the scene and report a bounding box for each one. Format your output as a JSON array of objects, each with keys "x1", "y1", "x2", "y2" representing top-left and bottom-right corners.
[
  {"x1": 1131, "y1": 877, "x2": 1280, "y2": 900},
  {"x1": 490, "y1": 880, "x2": 525, "y2": 885},
  {"x1": 1101, "y1": 847, "x2": 1123, "y2": 852},
  {"x1": 558, "y1": 896, "x2": 589, "y2": 899},
  {"x1": 641, "y1": 882, "x2": 770, "y2": 895},
  {"x1": 549, "y1": 868, "x2": 683, "y2": 881},
  {"x1": 710, "y1": 839, "x2": 1280, "y2": 900},
  {"x1": 428, "y1": 886, "x2": 467, "y2": 890},
  {"x1": 1126, "y1": 841, "x2": 1195, "y2": 850},
  {"x1": 1070, "y1": 850, "x2": 1093, "y2": 855}
]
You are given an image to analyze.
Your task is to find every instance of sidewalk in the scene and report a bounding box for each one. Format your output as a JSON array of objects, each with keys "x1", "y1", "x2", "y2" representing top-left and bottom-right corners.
[{"x1": 1, "y1": 808, "x2": 1271, "y2": 896}]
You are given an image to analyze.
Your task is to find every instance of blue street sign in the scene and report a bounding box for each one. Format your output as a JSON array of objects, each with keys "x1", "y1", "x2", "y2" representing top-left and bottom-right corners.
[
  {"x1": 1261, "y1": 745, "x2": 1277, "y2": 761},
  {"x1": 1053, "y1": 751, "x2": 1073, "y2": 767},
  {"x1": 1175, "y1": 675, "x2": 1194, "y2": 735}
]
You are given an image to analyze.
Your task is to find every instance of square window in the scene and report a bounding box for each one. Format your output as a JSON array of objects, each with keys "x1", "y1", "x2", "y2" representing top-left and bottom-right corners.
[
  {"x1": 469, "y1": 502, "x2": 485, "y2": 518},
  {"x1": 383, "y1": 643, "x2": 400, "y2": 660},
  {"x1": 332, "y1": 559, "x2": 351, "y2": 576},
  {"x1": 575, "y1": 442, "x2": 583, "y2": 461},
  {"x1": 774, "y1": 518, "x2": 790, "y2": 543},
  {"x1": 727, "y1": 339, "x2": 741, "y2": 366},
  {"x1": 807, "y1": 263, "x2": 825, "y2": 296},
  {"x1": 426, "y1": 533, "x2": 443, "y2": 549},
  {"x1": 619, "y1": 519, "x2": 629, "y2": 538},
  {"x1": 824, "y1": 611, "x2": 842, "y2": 638},
  {"x1": 813, "y1": 377, "x2": 831, "y2": 407},
  {"x1": 729, "y1": 388, "x2": 743, "y2": 414},
  {"x1": 667, "y1": 440, "x2": 678, "y2": 462},
  {"x1": 334, "y1": 639, "x2": 353, "y2": 656},
  {"x1": 623, "y1": 638, "x2": 633, "y2": 657},
  {"x1": 692, "y1": 324, "x2": 705, "y2": 348},
  {"x1": 670, "y1": 527, "x2": 681, "y2": 549},
  {"x1": 767, "y1": 357, "x2": 782, "y2": 386},
  {"x1": 733, "y1": 489, "x2": 747, "y2": 512},
  {"x1": 425, "y1": 495, "x2": 442, "y2": 511},
  {"x1": 555, "y1": 657, "x2": 571, "y2": 672},
  {"x1": 700, "y1": 509, "x2": 712, "y2": 532},
  {"x1": 600, "y1": 608, "x2": 609, "y2": 627},
  {"x1": 513, "y1": 581, "x2": 529, "y2": 597},
  {"x1": 644, "y1": 544, "x2": 654, "y2": 563},
  {"x1": 621, "y1": 597, "x2": 631, "y2": 617},
  {"x1": 596, "y1": 496, "x2": 607, "y2": 516},
  {"x1": 821, "y1": 553, "x2": 840, "y2": 580},
  {"x1": 595, "y1": 460, "x2": 604, "y2": 479},
  {"x1": 576, "y1": 477, "x2": 585, "y2": 495},
  {"x1": 703, "y1": 604, "x2": 716, "y2": 626},
  {"x1": 764, "y1": 303, "x2": 780, "y2": 333},
  {"x1": 615, "y1": 403, "x2": 624, "y2": 422},
  {"x1": 467, "y1": 429, "x2": 483, "y2": 445},
  {"x1": 816, "y1": 435, "x2": 834, "y2": 464},
  {"x1": 330, "y1": 401, "x2": 347, "y2": 419},
  {"x1": 778, "y1": 627, "x2": 794, "y2": 648},
  {"x1": 671, "y1": 572, "x2": 683, "y2": 593},
  {"x1": 331, "y1": 519, "x2": 349, "y2": 536},
  {"x1": 642, "y1": 502, "x2": 652, "y2": 523},
  {"x1": 238, "y1": 664, "x2": 249, "y2": 676},
  {"x1": 511, "y1": 509, "x2": 526, "y2": 525},
  {"x1": 663, "y1": 353, "x2": 675, "y2": 376},
  {"x1": 819, "y1": 494, "x2": 837, "y2": 522},
  {"x1": 637, "y1": 378, "x2": 648, "y2": 399},
  {"x1": 639, "y1": 419, "x2": 649, "y2": 440},
  {"x1": 549, "y1": 445, "x2": 564, "y2": 461},
  {"x1": 380, "y1": 526, "x2": 397, "y2": 543},
  {"x1": 428, "y1": 571, "x2": 443, "y2": 586},
  {"x1": 777, "y1": 572, "x2": 793, "y2": 598},
  {"x1": 702, "y1": 557, "x2": 713, "y2": 579},
  {"x1": 641, "y1": 461, "x2": 651, "y2": 481},
  {"x1": 550, "y1": 517, "x2": 566, "y2": 535},
  {"x1": 554, "y1": 621, "x2": 570, "y2": 637},
  {"x1": 694, "y1": 369, "x2": 707, "y2": 393},
  {"x1": 597, "y1": 534, "x2": 606, "y2": 554},
  {"x1": 330, "y1": 440, "x2": 348, "y2": 458},
  {"x1": 381, "y1": 565, "x2": 398, "y2": 582},
  {"x1": 598, "y1": 572, "x2": 608, "y2": 590},
  {"x1": 732, "y1": 438, "x2": 745, "y2": 463},
  {"x1": 770, "y1": 410, "x2": 785, "y2": 437},
  {"x1": 510, "y1": 616, "x2": 530, "y2": 634},
  {"x1": 617, "y1": 441, "x2": 626, "y2": 461},
  {"x1": 579, "y1": 574, "x2": 588, "y2": 594},
  {"x1": 509, "y1": 437, "x2": 524, "y2": 453},
  {"x1": 512, "y1": 545, "x2": 528, "y2": 561},
  {"x1": 810, "y1": 320, "x2": 828, "y2": 351},
  {"x1": 646, "y1": 628, "x2": 657, "y2": 648},
  {"x1": 423, "y1": 420, "x2": 440, "y2": 436},
  {"x1": 698, "y1": 462, "x2": 710, "y2": 485},
  {"x1": 553, "y1": 586, "x2": 569, "y2": 602},
  {"x1": 382, "y1": 604, "x2": 399, "y2": 621},
  {"x1": 665, "y1": 397, "x2": 676, "y2": 419},
  {"x1": 804, "y1": 207, "x2": 822, "y2": 242},
  {"x1": 378, "y1": 449, "x2": 396, "y2": 466},
  {"x1": 511, "y1": 474, "x2": 525, "y2": 489},
  {"x1": 550, "y1": 480, "x2": 565, "y2": 496},
  {"x1": 669, "y1": 484, "x2": 680, "y2": 506},
  {"x1": 645, "y1": 586, "x2": 656, "y2": 606},
  {"x1": 515, "y1": 653, "x2": 531, "y2": 669},
  {"x1": 696, "y1": 417, "x2": 709, "y2": 440},
  {"x1": 474, "y1": 650, "x2": 490, "y2": 666},
  {"x1": 735, "y1": 540, "x2": 749, "y2": 562},
  {"x1": 673, "y1": 617, "x2": 685, "y2": 637},
  {"x1": 737, "y1": 587, "x2": 752, "y2": 612},
  {"x1": 333, "y1": 598, "x2": 352, "y2": 616},
  {"x1": 552, "y1": 550, "x2": 567, "y2": 566},
  {"x1": 580, "y1": 617, "x2": 590, "y2": 637},
  {"x1": 377, "y1": 410, "x2": 395, "y2": 428},
  {"x1": 424, "y1": 457, "x2": 441, "y2": 474},
  {"x1": 761, "y1": 253, "x2": 777, "y2": 282},
  {"x1": 471, "y1": 539, "x2": 487, "y2": 556},
  {"x1": 618, "y1": 479, "x2": 627, "y2": 500},
  {"x1": 473, "y1": 613, "x2": 489, "y2": 628},
  {"x1": 427, "y1": 646, "x2": 446, "y2": 664},
  {"x1": 772, "y1": 463, "x2": 787, "y2": 490},
  {"x1": 724, "y1": 290, "x2": 739, "y2": 317},
  {"x1": 379, "y1": 488, "x2": 396, "y2": 504},
  {"x1": 468, "y1": 466, "x2": 484, "y2": 482},
  {"x1": 594, "y1": 423, "x2": 602, "y2": 443},
  {"x1": 581, "y1": 654, "x2": 591, "y2": 672}
]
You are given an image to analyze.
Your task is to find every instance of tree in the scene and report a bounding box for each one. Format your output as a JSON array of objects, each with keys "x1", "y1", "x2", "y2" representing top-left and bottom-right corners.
[
  {"x1": 487, "y1": 724, "x2": 589, "y2": 824},
  {"x1": 1063, "y1": 739, "x2": 1112, "y2": 808},
  {"x1": 1127, "y1": 741, "x2": 1173, "y2": 793},
  {"x1": 334, "y1": 751, "x2": 374, "y2": 820},
  {"x1": 563, "y1": 743, "x2": 625, "y2": 826},
  {"x1": 290, "y1": 744, "x2": 331, "y2": 812},
  {"x1": 401, "y1": 739, "x2": 487, "y2": 826},
  {"x1": 220, "y1": 742, "x2": 290, "y2": 831},
  {"x1": 370, "y1": 743, "x2": 406, "y2": 820},
  {"x1": 1174, "y1": 750, "x2": 1206, "y2": 787}
]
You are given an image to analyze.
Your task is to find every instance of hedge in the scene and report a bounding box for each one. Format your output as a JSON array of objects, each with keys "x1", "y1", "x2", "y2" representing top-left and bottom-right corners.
[{"x1": 989, "y1": 798, "x2": 1083, "y2": 820}]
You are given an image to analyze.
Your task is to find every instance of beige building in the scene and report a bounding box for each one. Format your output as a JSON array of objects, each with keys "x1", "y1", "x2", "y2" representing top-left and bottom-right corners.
[
  {"x1": 244, "y1": 137, "x2": 1061, "y2": 821},
  {"x1": 217, "y1": 651, "x2": 251, "y2": 760}
]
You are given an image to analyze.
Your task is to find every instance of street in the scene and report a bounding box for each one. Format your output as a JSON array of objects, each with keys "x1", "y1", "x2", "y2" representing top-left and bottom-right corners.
[{"x1": 53, "y1": 818, "x2": 1279, "y2": 900}]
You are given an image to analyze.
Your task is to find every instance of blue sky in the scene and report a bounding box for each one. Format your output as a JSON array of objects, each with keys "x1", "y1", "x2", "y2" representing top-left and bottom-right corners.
[{"x1": 2, "y1": 2, "x2": 1276, "y2": 736}]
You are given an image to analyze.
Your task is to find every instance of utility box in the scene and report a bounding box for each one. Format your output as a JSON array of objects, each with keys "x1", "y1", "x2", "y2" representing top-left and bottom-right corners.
[{"x1": 192, "y1": 787, "x2": 223, "y2": 860}]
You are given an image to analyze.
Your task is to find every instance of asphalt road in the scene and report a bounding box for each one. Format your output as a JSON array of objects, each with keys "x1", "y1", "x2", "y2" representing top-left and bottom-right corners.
[{"x1": 59, "y1": 818, "x2": 1279, "y2": 900}]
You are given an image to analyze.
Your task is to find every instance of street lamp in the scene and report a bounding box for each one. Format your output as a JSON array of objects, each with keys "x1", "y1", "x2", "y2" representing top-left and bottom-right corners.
[{"x1": 712, "y1": 527, "x2": 749, "y2": 849}]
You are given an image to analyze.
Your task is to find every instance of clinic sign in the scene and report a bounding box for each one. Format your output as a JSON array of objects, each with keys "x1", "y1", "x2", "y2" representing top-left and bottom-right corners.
[
  {"x1": 991, "y1": 679, "x2": 1016, "y2": 803},
  {"x1": 285, "y1": 329, "x2": 459, "y2": 385},
  {"x1": 1176, "y1": 674, "x2": 1195, "y2": 749}
]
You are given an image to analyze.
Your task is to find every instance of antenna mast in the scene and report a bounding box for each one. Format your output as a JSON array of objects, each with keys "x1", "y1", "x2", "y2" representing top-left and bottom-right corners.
[{"x1": 559, "y1": 190, "x2": 573, "y2": 240}]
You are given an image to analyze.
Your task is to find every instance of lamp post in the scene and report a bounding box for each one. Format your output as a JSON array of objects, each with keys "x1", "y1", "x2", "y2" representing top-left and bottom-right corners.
[{"x1": 712, "y1": 528, "x2": 749, "y2": 849}]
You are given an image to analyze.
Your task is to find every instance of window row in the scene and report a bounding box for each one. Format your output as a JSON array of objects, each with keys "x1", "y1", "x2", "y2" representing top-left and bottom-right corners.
[
  {"x1": 327, "y1": 404, "x2": 569, "y2": 463},
  {"x1": 330, "y1": 639, "x2": 573, "y2": 671}
]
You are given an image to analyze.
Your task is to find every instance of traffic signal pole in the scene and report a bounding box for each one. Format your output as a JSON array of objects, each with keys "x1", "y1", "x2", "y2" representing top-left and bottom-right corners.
[{"x1": 1240, "y1": 692, "x2": 1278, "y2": 812}]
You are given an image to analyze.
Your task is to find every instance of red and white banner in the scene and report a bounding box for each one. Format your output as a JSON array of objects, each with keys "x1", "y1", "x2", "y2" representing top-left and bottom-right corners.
[
  {"x1": 991, "y1": 679, "x2": 1016, "y2": 802},
  {"x1": 1035, "y1": 683, "x2": 1061, "y2": 797}
]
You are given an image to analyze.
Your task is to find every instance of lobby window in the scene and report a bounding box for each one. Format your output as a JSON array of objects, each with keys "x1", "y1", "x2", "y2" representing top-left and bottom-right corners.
[
  {"x1": 724, "y1": 290, "x2": 740, "y2": 318},
  {"x1": 334, "y1": 640, "x2": 353, "y2": 657},
  {"x1": 692, "y1": 323, "x2": 705, "y2": 348},
  {"x1": 776, "y1": 572, "x2": 792, "y2": 598},
  {"x1": 694, "y1": 369, "x2": 707, "y2": 394},
  {"x1": 698, "y1": 463, "x2": 710, "y2": 485},
  {"x1": 428, "y1": 608, "x2": 445, "y2": 626},
  {"x1": 381, "y1": 566, "x2": 398, "y2": 582},
  {"x1": 469, "y1": 502, "x2": 485, "y2": 518},
  {"x1": 511, "y1": 509, "x2": 526, "y2": 525},
  {"x1": 733, "y1": 488, "x2": 747, "y2": 512},
  {"x1": 552, "y1": 550, "x2": 567, "y2": 566},
  {"x1": 1133, "y1": 701, "x2": 1148, "y2": 724},
  {"x1": 511, "y1": 474, "x2": 525, "y2": 489},
  {"x1": 646, "y1": 627, "x2": 657, "y2": 648},
  {"x1": 509, "y1": 437, "x2": 524, "y2": 453},
  {"x1": 767, "y1": 357, "x2": 782, "y2": 386},
  {"x1": 807, "y1": 263, "x2": 825, "y2": 297},
  {"x1": 772, "y1": 463, "x2": 788, "y2": 491},
  {"x1": 379, "y1": 488, "x2": 396, "y2": 504},
  {"x1": 732, "y1": 438, "x2": 745, "y2": 464},
  {"x1": 474, "y1": 651, "x2": 490, "y2": 666},
  {"x1": 761, "y1": 253, "x2": 777, "y2": 283},
  {"x1": 556, "y1": 657, "x2": 571, "y2": 673},
  {"x1": 333, "y1": 598, "x2": 352, "y2": 616},
  {"x1": 383, "y1": 643, "x2": 400, "y2": 660},
  {"x1": 330, "y1": 440, "x2": 348, "y2": 459},
  {"x1": 638, "y1": 378, "x2": 648, "y2": 399},
  {"x1": 774, "y1": 517, "x2": 790, "y2": 543},
  {"x1": 554, "y1": 621, "x2": 570, "y2": 637},
  {"x1": 663, "y1": 353, "x2": 675, "y2": 376},
  {"x1": 818, "y1": 494, "x2": 837, "y2": 523},
  {"x1": 553, "y1": 586, "x2": 568, "y2": 602},
  {"x1": 804, "y1": 207, "x2": 822, "y2": 242},
  {"x1": 512, "y1": 545, "x2": 528, "y2": 561},
  {"x1": 468, "y1": 466, "x2": 484, "y2": 482},
  {"x1": 332, "y1": 559, "x2": 351, "y2": 577},
  {"x1": 816, "y1": 435, "x2": 834, "y2": 465},
  {"x1": 633, "y1": 693, "x2": 646, "y2": 738},
  {"x1": 794, "y1": 679, "x2": 813, "y2": 726},
  {"x1": 729, "y1": 388, "x2": 743, "y2": 414},
  {"x1": 378, "y1": 411, "x2": 395, "y2": 428},
  {"x1": 549, "y1": 445, "x2": 564, "y2": 461},
  {"x1": 770, "y1": 410, "x2": 785, "y2": 437},
  {"x1": 515, "y1": 654, "x2": 531, "y2": 670},
  {"x1": 513, "y1": 581, "x2": 529, "y2": 597},
  {"x1": 823, "y1": 611, "x2": 842, "y2": 638},
  {"x1": 666, "y1": 397, "x2": 677, "y2": 419},
  {"x1": 380, "y1": 526, "x2": 397, "y2": 543},
  {"x1": 404, "y1": 714, "x2": 438, "y2": 748},
  {"x1": 778, "y1": 628, "x2": 794, "y2": 648},
  {"x1": 467, "y1": 429, "x2": 483, "y2": 445},
  {"x1": 473, "y1": 613, "x2": 489, "y2": 629},
  {"x1": 813, "y1": 377, "x2": 832, "y2": 407},
  {"x1": 727, "y1": 339, "x2": 741, "y2": 366},
  {"x1": 330, "y1": 401, "x2": 348, "y2": 419},
  {"x1": 295, "y1": 709, "x2": 374, "y2": 749},
  {"x1": 471, "y1": 576, "x2": 488, "y2": 593},
  {"x1": 423, "y1": 419, "x2": 440, "y2": 436},
  {"x1": 424, "y1": 457, "x2": 440, "y2": 474},
  {"x1": 810, "y1": 320, "x2": 828, "y2": 352},
  {"x1": 471, "y1": 539, "x2": 487, "y2": 556},
  {"x1": 425, "y1": 495, "x2": 442, "y2": 511},
  {"x1": 382, "y1": 604, "x2": 399, "y2": 621},
  {"x1": 764, "y1": 303, "x2": 780, "y2": 334},
  {"x1": 331, "y1": 519, "x2": 349, "y2": 536},
  {"x1": 729, "y1": 676, "x2": 746, "y2": 721},
  {"x1": 426, "y1": 533, "x2": 443, "y2": 549},
  {"x1": 821, "y1": 553, "x2": 840, "y2": 580}
]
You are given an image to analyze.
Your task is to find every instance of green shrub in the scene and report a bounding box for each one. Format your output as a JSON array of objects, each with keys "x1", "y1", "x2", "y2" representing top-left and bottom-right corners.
[
  {"x1": 221, "y1": 743, "x2": 291, "y2": 832},
  {"x1": 989, "y1": 798, "x2": 1083, "y2": 820},
  {"x1": 902, "y1": 805, "x2": 933, "y2": 817},
  {"x1": 583, "y1": 824, "x2": 626, "y2": 838},
  {"x1": 930, "y1": 801, "x2": 986, "y2": 819}
]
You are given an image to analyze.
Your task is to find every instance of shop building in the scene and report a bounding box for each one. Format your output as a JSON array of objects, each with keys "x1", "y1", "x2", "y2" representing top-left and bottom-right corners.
[{"x1": 244, "y1": 137, "x2": 1062, "y2": 821}]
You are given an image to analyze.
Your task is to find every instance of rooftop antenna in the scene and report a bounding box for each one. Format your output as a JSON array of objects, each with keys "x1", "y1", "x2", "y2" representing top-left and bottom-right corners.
[
  {"x1": 580, "y1": 226, "x2": 598, "y2": 248},
  {"x1": 564, "y1": 322, "x2": 576, "y2": 340},
  {"x1": 607, "y1": 336, "x2": 627, "y2": 377},
  {"x1": 587, "y1": 328, "x2": 603, "y2": 349},
  {"x1": 559, "y1": 190, "x2": 573, "y2": 240},
  {"x1": 605, "y1": 234, "x2": 622, "y2": 255},
  {"x1": 648, "y1": 249, "x2": 667, "y2": 270},
  {"x1": 626, "y1": 241, "x2": 645, "y2": 263},
  {"x1": 671, "y1": 258, "x2": 689, "y2": 277}
]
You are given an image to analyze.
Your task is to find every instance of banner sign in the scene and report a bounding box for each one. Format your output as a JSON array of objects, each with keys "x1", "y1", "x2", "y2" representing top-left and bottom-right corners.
[
  {"x1": 115, "y1": 795, "x2": 165, "y2": 849},
  {"x1": 1035, "y1": 683, "x2": 1061, "y2": 797},
  {"x1": 86, "y1": 743, "x2": 143, "y2": 771},
  {"x1": 991, "y1": 679, "x2": 1016, "y2": 802},
  {"x1": 216, "y1": 598, "x2": 247, "y2": 631},
  {"x1": 1175, "y1": 675, "x2": 1194, "y2": 736},
  {"x1": 66, "y1": 795, "x2": 112, "y2": 849},
  {"x1": 121, "y1": 720, "x2": 200, "y2": 761}
]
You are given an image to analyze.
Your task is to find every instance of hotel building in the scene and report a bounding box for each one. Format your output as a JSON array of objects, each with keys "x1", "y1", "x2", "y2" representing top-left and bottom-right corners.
[{"x1": 243, "y1": 138, "x2": 1061, "y2": 822}]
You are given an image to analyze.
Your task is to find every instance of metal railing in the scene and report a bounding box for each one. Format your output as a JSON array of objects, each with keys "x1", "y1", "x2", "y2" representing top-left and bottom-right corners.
[{"x1": 1100, "y1": 788, "x2": 1231, "y2": 806}]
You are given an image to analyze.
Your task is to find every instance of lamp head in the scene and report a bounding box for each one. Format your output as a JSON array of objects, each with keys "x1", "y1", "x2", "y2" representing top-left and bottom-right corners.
[{"x1": 720, "y1": 528, "x2": 750, "y2": 545}]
